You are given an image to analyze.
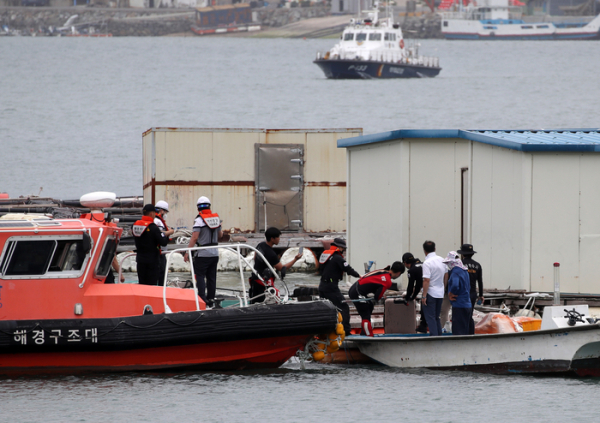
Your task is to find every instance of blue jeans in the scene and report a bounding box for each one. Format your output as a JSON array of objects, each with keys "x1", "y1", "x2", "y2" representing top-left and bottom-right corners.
[{"x1": 423, "y1": 294, "x2": 443, "y2": 336}]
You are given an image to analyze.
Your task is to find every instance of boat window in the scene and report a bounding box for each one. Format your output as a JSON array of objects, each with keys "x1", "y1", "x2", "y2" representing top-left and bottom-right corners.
[
  {"x1": 391, "y1": 34, "x2": 396, "y2": 41},
  {"x1": 483, "y1": 25, "x2": 498, "y2": 29},
  {"x1": 344, "y1": 33, "x2": 354, "y2": 41},
  {"x1": 384, "y1": 32, "x2": 390, "y2": 40},
  {"x1": 369, "y1": 33, "x2": 382, "y2": 41},
  {"x1": 1, "y1": 240, "x2": 55, "y2": 276},
  {"x1": 0, "y1": 236, "x2": 89, "y2": 278},
  {"x1": 95, "y1": 237, "x2": 117, "y2": 278},
  {"x1": 356, "y1": 33, "x2": 367, "y2": 41},
  {"x1": 521, "y1": 25, "x2": 533, "y2": 29},
  {"x1": 536, "y1": 25, "x2": 549, "y2": 28},
  {"x1": 48, "y1": 240, "x2": 87, "y2": 272}
]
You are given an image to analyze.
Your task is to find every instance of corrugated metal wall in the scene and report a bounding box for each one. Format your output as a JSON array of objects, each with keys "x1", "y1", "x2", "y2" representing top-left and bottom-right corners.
[
  {"x1": 346, "y1": 137, "x2": 600, "y2": 294},
  {"x1": 142, "y1": 128, "x2": 360, "y2": 233}
]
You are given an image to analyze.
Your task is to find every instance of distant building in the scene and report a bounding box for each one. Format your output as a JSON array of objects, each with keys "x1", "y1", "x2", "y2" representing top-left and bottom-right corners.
[
  {"x1": 331, "y1": 0, "x2": 360, "y2": 14},
  {"x1": 339, "y1": 128, "x2": 600, "y2": 294}
]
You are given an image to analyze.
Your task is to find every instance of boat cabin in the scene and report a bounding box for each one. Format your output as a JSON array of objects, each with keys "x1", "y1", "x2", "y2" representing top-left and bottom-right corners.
[{"x1": 0, "y1": 213, "x2": 201, "y2": 321}]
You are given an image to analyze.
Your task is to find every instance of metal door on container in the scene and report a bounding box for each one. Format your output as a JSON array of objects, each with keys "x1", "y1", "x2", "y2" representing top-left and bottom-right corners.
[{"x1": 255, "y1": 144, "x2": 304, "y2": 232}]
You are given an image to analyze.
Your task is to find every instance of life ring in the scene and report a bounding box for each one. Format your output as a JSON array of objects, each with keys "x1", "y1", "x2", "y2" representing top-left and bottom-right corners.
[{"x1": 399, "y1": 39, "x2": 405, "y2": 49}]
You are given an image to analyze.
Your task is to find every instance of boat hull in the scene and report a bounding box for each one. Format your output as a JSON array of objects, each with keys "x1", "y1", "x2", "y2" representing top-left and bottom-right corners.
[
  {"x1": 352, "y1": 324, "x2": 600, "y2": 376},
  {"x1": 0, "y1": 301, "x2": 337, "y2": 374},
  {"x1": 313, "y1": 59, "x2": 441, "y2": 79}
]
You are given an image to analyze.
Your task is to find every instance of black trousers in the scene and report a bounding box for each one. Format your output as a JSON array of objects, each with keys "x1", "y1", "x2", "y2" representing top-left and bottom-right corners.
[
  {"x1": 157, "y1": 254, "x2": 167, "y2": 286},
  {"x1": 137, "y1": 261, "x2": 159, "y2": 286},
  {"x1": 193, "y1": 256, "x2": 219, "y2": 306},
  {"x1": 452, "y1": 307, "x2": 472, "y2": 335},
  {"x1": 469, "y1": 292, "x2": 478, "y2": 334},
  {"x1": 348, "y1": 284, "x2": 374, "y2": 322},
  {"x1": 320, "y1": 289, "x2": 351, "y2": 335}
]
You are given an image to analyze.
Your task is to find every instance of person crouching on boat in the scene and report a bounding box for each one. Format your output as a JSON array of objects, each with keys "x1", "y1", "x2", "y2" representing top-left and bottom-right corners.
[
  {"x1": 349, "y1": 262, "x2": 405, "y2": 336},
  {"x1": 249, "y1": 227, "x2": 302, "y2": 304},
  {"x1": 132, "y1": 204, "x2": 169, "y2": 286},
  {"x1": 319, "y1": 238, "x2": 361, "y2": 336},
  {"x1": 442, "y1": 251, "x2": 472, "y2": 336}
]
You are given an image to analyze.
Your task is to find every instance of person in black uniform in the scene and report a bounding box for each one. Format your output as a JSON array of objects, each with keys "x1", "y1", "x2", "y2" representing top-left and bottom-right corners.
[
  {"x1": 249, "y1": 227, "x2": 301, "y2": 304},
  {"x1": 402, "y1": 252, "x2": 427, "y2": 333},
  {"x1": 457, "y1": 243, "x2": 484, "y2": 335},
  {"x1": 319, "y1": 238, "x2": 361, "y2": 336},
  {"x1": 132, "y1": 204, "x2": 169, "y2": 286}
]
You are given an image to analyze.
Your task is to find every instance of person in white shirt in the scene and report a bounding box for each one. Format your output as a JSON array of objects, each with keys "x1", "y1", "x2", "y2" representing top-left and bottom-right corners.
[{"x1": 421, "y1": 240, "x2": 448, "y2": 336}]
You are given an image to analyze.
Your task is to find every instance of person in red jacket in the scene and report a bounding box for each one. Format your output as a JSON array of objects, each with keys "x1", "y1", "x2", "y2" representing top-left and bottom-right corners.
[{"x1": 348, "y1": 261, "x2": 405, "y2": 336}]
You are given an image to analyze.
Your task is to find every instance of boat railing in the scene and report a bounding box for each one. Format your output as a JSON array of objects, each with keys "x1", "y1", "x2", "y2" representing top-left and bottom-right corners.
[
  {"x1": 315, "y1": 49, "x2": 439, "y2": 68},
  {"x1": 117, "y1": 244, "x2": 288, "y2": 314}
]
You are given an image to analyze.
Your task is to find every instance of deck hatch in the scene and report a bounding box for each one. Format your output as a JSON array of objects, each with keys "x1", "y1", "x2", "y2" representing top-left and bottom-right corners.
[{"x1": 0, "y1": 222, "x2": 36, "y2": 228}]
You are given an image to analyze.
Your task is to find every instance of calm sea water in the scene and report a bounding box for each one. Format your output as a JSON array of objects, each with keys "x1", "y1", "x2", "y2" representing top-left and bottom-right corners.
[
  {"x1": 2, "y1": 36, "x2": 600, "y2": 420},
  {"x1": 1, "y1": 37, "x2": 599, "y2": 198}
]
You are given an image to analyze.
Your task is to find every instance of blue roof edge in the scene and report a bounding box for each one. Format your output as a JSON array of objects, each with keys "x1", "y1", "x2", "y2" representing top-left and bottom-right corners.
[
  {"x1": 337, "y1": 129, "x2": 459, "y2": 148},
  {"x1": 338, "y1": 128, "x2": 600, "y2": 152}
]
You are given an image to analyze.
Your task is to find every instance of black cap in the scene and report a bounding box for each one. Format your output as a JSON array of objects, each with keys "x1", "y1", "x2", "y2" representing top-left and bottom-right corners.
[
  {"x1": 331, "y1": 238, "x2": 347, "y2": 249},
  {"x1": 142, "y1": 204, "x2": 155, "y2": 213},
  {"x1": 402, "y1": 252, "x2": 415, "y2": 264},
  {"x1": 457, "y1": 244, "x2": 476, "y2": 255}
]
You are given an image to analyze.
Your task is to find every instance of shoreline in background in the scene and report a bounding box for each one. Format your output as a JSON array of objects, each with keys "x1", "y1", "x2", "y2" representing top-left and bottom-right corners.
[{"x1": 0, "y1": 5, "x2": 443, "y2": 37}]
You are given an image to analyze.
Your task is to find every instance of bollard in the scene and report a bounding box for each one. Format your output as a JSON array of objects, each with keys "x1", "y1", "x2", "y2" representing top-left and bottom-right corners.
[{"x1": 553, "y1": 262, "x2": 560, "y2": 305}]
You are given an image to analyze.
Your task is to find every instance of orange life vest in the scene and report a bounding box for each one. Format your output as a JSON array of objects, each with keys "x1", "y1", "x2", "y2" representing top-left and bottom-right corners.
[
  {"x1": 319, "y1": 246, "x2": 341, "y2": 265},
  {"x1": 132, "y1": 216, "x2": 153, "y2": 237},
  {"x1": 198, "y1": 209, "x2": 220, "y2": 229}
]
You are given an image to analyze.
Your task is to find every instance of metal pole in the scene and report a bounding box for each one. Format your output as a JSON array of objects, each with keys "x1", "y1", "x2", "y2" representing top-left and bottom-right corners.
[{"x1": 553, "y1": 262, "x2": 560, "y2": 305}]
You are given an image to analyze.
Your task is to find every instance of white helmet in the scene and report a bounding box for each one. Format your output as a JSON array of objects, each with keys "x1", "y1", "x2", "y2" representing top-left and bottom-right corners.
[
  {"x1": 155, "y1": 200, "x2": 169, "y2": 212},
  {"x1": 197, "y1": 196, "x2": 211, "y2": 206}
]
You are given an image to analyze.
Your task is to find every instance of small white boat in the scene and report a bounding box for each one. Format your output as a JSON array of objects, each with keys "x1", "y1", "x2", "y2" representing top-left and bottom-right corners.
[
  {"x1": 350, "y1": 305, "x2": 600, "y2": 376},
  {"x1": 441, "y1": 0, "x2": 600, "y2": 40}
]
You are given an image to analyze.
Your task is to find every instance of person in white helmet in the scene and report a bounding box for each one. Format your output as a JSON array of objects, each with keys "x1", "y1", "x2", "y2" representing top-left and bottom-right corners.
[
  {"x1": 154, "y1": 200, "x2": 174, "y2": 286},
  {"x1": 184, "y1": 196, "x2": 222, "y2": 308}
]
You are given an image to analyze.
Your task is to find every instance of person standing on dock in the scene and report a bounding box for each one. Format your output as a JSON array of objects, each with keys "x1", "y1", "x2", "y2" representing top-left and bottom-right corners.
[
  {"x1": 443, "y1": 251, "x2": 472, "y2": 336},
  {"x1": 319, "y1": 238, "x2": 361, "y2": 336},
  {"x1": 154, "y1": 200, "x2": 174, "y2": 286},
  {"x1": 184, "y1": 196, "x2": 222, "y2": 308},
  {"x1": 349, "y1": 262, "x2": 405, "y2": 336},
  {"x1": 421, "y1": 240, "x2": 448, "y2": 336},
  {"x1": 458, "y1": 243, "x2": 484, "y2": 334},
  {"x1": 249, "y1": 227, "x2": 302, "y2": 304},
  {"x1": 402, "y1": 252, "x2": 427, "y2": 333},
  {"x1": 132, "y1": 204, "x2": 169, "y2": 286}
]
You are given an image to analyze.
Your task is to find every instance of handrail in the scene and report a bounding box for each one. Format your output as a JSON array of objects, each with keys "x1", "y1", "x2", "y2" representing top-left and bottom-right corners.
[{"x1": 118, "y1": 244, "x2": 288, "y2": 314}]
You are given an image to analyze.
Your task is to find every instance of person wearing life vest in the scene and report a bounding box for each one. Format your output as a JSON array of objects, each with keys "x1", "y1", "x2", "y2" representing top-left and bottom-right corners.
[
  {"x1": 132, "y1": 204, "x2": 169, "y2": 286},
  {"x1": 348, "y1": 262, "x2": 405, "y2": 336},
  {"x1": 154, "y1": 200, "x2": 174, "y2": 286},
  {"x1": 318, "y1": 238, "x2": 361, "y2": 336},
  {"x1": 249, "y1": 227, "x2": 302, "y2": 304},
  {"x1": 183, "y1": 196, "x2": 223, "y2": 308}
]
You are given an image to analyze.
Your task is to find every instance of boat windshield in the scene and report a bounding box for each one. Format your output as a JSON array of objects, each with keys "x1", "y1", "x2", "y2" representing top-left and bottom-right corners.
[
  {"x1": 0, "y1": 237, "x2": 88, "y2": 277},
  {"x1": 384, "y1": 32, "x2": 397, "y2": 41},
  {"x1": 356, "y1": 33, "x2": 367, "y2": 41},
  {"x1": 344, "y1": 33, "x2": 354, "y2": 41},
  {"x1": 369, "y1": 33, "x2": 382, "y2": 41}
]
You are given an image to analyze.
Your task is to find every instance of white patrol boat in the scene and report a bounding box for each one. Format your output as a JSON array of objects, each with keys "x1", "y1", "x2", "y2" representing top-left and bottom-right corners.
[{"x1": 314, "y1": 2, "x2": 441, "y2": 79}]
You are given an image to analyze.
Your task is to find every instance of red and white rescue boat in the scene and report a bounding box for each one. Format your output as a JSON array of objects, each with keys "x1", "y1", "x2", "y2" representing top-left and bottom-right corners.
[{"x1": 0, "y1": 193, "x2": 337, "y2": 374}]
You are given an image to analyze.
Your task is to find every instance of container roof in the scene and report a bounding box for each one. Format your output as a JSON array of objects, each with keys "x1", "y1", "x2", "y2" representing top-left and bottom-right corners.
[{"x1": 338, "y1": 129, "x2": 600, "y2": 152}]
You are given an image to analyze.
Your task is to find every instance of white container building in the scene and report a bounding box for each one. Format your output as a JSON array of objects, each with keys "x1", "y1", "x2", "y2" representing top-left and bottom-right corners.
[
  {"x1": 339, "y1": 128, "x2": 600, "y2": 294},
  {"x1": 142, "y1": 128, "x2": 360, "y2": 236}
]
